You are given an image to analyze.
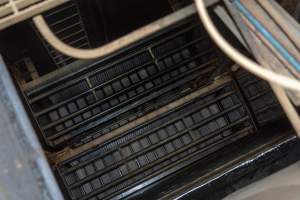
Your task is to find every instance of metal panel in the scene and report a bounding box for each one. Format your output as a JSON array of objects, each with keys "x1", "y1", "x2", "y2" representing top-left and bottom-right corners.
[
  {"x1": 57, "y1": 80, "x2": 255, "y2": 200},
  {"x1": 24, "y1": 15, "x2": 219, "y2": 148},
  {"x1": 34, "y1": 1, "x2": 90, "y2": 68},
  {"x1": 0, "y1": 56, "x2": 64, "y2": 200},
  {"x1": 0, "y1": 0, "x2": 69, "y2": 30},
  {"x1": 159, "y1": 132, "x2": 299, "y2": 200},
  {"x1": 236, "y1": 70, "x2": 283, "y2": 126}
]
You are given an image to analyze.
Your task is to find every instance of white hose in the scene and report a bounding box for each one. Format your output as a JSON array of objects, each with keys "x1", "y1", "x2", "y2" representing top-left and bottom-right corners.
[
  {"x1": 33, "y1": 15, "x2": 136, "y2": 60},
  {"x1": 194, "y1": 0, "x2": 300, "y2": 92},
  {"x1": 270, "y1": 83, "x2": 300, "y2": 136},
  {"x1": 34, "y1": 0, "x2": 300, "y2": 93},
  {"x1": 195, "y1": 0, "x2": 300, "y2": 136},
  {"x1": 32, "y1": 5, "x2": 197, "y2": 60}
]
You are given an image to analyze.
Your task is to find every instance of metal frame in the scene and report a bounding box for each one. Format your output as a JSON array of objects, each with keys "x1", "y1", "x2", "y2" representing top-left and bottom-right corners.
[
  {"x1": 200, "y1": 0, "x2": 300, "y2": 136},
  {"x1": 22, "y1": 4, "x2": 199, "y2": 92},
  {"x1": 56, "y1": 75, "x2": 255, "y2": 200},
  {"x1": 0, "y1": 56, "x2": 64, "y2": 200},
  {"x1": 54, "y1": 75, "x2": 233, "y2": 162},
  {"x1": 0, "y1": 1, "x2": 298, "y2": 199},
  {"x1": 0, "y1": 0, "x2": 69, "y2": 30},
  {"x1": 31, "y1": 1, "x2": 220, "y2": 60},
  {"x1": 159, "y1": 132, "x2": 299, "y2": 200}
]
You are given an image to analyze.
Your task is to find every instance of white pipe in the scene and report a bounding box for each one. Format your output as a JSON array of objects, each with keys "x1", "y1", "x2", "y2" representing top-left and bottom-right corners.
[
  {"x1": 271, "y1": 83, "x2": 300, "y2": 136},
  {"x1": 32, "y1": 5, "x2": 197, "y2": 60},
  {"x1": 194, "y1": 0, "x2": 300, "y2": 92},
  {"x1": 195, "y1": 0, "x2": 300, "y2": 136}
]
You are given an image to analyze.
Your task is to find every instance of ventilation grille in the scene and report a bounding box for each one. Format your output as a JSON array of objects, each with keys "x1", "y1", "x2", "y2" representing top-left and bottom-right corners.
[
  {"x1": 35, "y1": 1, "x2": 90, "y2": 68},
  {"x1": 0, "y1": 0, "x2": 69, "y2": 30},
  {"x1": 24, "y1": 16, "x2": 218, "y2": 148},
  {"x1": 236, "y1": 70, "x2": 283, "y2": 126},
  {"x1": 57, "y1": 81, "x2": 255, "y2": 200}
]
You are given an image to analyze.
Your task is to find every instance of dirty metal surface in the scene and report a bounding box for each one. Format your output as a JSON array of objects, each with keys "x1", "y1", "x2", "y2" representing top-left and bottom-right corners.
[{"x1": 0, "y1": 56, "x2": 63, "y2": 200}]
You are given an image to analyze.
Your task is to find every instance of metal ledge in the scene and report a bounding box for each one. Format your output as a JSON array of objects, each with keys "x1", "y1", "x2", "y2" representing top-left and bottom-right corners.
[
  {"x1": 21, "y1": 1, "x2": 220, "y2": 93},
  {"x1": 0, "y1": 56, "x2": 63, "y2": 200},
  {"x1": 138, "y1": 127, "x2": 300, "y2": 200}
]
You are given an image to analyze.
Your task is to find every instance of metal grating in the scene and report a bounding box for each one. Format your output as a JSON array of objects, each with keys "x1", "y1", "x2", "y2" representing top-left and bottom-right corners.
[
  {"x1": 236, "y1": 69, "x2": 283, "y2": 126},
  {"x1": 56, "y1": 81, "x2": 255, "y2": 200},
  {"x1": 35, "y1": 1, "x2": 90, "y2": 68},
  {"x1": 24, "y1": 16, "x2": 218, "y2": 148},
  {"x1": 14, "y1": 57, "x2": 39, "y2": 83},
  {"x1": 0, "y1": 0, "x2": 69, "y2": 30}
]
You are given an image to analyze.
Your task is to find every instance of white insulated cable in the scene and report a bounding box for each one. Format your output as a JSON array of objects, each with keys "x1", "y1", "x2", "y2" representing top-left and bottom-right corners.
[
  {"x1": 195, "y1": 0, "x2": 300, "y2": 136},
  {"x1": 32, "y1": 5, "x2": 197, "y2": 60},
  {"x1": 194, "y1": 0, "x2": 300, "y2": 92},
  {"x1": 270, "y1": 83, "x2": 300, "y2": 136}
]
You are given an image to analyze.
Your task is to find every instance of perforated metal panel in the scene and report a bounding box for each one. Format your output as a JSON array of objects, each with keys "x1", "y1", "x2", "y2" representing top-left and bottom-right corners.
[
  {"x1": 236, "y1": 70, "x2": 283, "y2": 126},
  {"x1": 35, "y1": 1, "x2": 90, "y2": 68},
  {"x1": 57, "y1": 81, "x2": 255, "y2": 200},
  {"x1": 24, "y1": 16, "x2": 218, "y2": 148}
]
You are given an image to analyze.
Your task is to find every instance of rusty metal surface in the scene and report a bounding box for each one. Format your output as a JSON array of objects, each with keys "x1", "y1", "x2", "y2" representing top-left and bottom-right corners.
[
  {"x1": 53, "y1": 75, "x2": 232, "y2": 163},
  {"x1": 22, "y1": 5, "x2": 198, "y2": 92},
  {"x1": 55, "y1": 75, "x2": 255, "y2": 200}
]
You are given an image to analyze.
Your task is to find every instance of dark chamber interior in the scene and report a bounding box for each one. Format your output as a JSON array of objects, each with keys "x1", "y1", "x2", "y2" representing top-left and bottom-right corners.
[{"x1": 0, "y1": 1, "x2": 299, "y2": 200}]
